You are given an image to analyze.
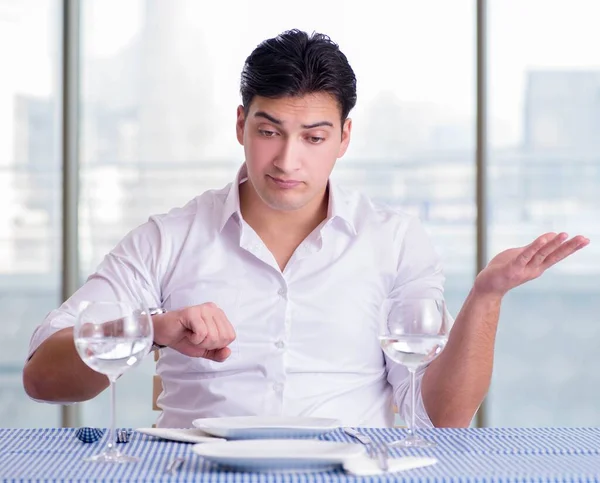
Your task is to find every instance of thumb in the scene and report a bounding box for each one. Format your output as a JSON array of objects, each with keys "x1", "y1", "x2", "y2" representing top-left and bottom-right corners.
[
  {"x1": 202, "y1": 347, "x2": 232, "y2": 362},
  {"x1": 187, "y1": 329, "x2": 206, "y2": 346}
]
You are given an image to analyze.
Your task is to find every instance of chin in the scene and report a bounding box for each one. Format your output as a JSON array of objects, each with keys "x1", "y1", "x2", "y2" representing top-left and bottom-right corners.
[
  {"x1": 262, "y1": 193, "x2": 307, "y2": 212},
  {"x1": 257, "y1": 189, "x2": 306, "y2": 212},
  {"x1": 265, "y1": 199, "x2": 307, "y2": 212}
]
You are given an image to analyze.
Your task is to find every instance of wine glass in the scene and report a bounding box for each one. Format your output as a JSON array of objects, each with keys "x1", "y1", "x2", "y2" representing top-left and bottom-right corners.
[
  {"x1": 74, "y1": 300, "x2": 154, "y2": 463},
  {"x1": 379, "y1": 297, "x2": 450, "y2": 448}
]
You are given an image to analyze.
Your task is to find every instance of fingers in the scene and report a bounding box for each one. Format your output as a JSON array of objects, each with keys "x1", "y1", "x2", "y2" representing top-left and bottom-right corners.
[
  {"x1": 213, "y1": 307, "x2": 236, "y2": 345},
  {"x1": 517, "y1": 232, "x2": 590, "y2": 268},
  {"x1": 203, "y1": 347, "x2": 232, "y2": 363},
  {"x1": 173, "y1": 340, "x2": 234, "y2": 361},
  {"x1": 516, "y1": 233, "x2": 556, "y2": 266},
  {"x1": 529, "y1": 232, "x2": 567, "y2": 265},
  {"x1": 181, "y1": 302, "x2": 236, "y2": 352},
  {"x1": 195, "y1": 315, "x2": 219, "y2": 348},
  {"x1": 542, "y1": 235, "x2": 590, "y2": 269},
  {"x1": 176, "y1": 339, "x2": 209, "y2": 358}
]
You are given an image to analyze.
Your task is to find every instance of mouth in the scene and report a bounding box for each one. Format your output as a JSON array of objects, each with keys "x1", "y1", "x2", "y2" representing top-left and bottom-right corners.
[{"x1": 267, "y1": 175, "x2": 303, "y2": 189}]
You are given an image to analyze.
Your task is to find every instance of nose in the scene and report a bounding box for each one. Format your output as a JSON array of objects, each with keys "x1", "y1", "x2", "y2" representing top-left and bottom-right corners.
[{"x1": 273, "y1": 138, "x2": 301, "y2": 173}]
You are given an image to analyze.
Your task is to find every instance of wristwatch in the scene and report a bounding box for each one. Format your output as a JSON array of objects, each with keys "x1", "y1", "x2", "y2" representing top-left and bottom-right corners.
[{"x1": 147, "y1": 307, "x2": 167, "y2": 351}]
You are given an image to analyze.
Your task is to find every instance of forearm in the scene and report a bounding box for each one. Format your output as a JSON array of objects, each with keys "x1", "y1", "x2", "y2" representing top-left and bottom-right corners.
[
  {"x1": 421, "y1": 288, "x2": 502, "y2": 427},
  {"x1": 23, "y1": 327, "x2": 109, "y2": 403}
]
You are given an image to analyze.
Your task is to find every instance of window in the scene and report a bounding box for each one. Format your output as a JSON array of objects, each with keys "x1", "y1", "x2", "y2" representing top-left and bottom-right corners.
[
  {"x1": 488, "y1": 0, "x2": 600, "y2": 426},
  {"x1": 0, "y1": 0, "x2": 61, "y2": 427}
]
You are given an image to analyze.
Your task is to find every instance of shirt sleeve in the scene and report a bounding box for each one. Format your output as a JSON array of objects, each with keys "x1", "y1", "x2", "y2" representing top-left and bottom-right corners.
[
  {"x1": 27, "y1": 218, "x2": 165, "y2": 360},
  {"x1": 385, "y1": 215, "x2": 451, "y2": 428}
]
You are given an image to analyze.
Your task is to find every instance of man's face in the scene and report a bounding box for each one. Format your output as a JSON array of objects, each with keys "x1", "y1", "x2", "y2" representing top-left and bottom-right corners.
[{"x1": 236, "y1": 93, "x2": 352, "y2": 212}]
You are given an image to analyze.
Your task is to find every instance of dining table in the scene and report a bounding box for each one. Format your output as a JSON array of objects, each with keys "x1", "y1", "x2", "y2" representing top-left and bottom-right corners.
[{"x1": 0, "y1": 426, "x2": 599, "y2": 482}]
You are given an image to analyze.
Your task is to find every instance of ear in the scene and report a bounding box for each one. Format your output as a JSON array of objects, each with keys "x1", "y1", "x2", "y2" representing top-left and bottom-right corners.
[
  {"x1": 337, "y1": 118, "x2": 352, "y2": 158},
  {"x1": 236, "y1": 105, "x2": 246, "y2": 145}
]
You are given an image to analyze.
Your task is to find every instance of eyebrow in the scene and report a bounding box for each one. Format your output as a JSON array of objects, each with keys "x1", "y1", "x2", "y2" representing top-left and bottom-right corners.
[{"x1": 254, "y1": 111, "x2": 334, "y2": 129}]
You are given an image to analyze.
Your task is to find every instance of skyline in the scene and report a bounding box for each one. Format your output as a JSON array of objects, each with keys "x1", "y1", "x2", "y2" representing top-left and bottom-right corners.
[
  {"x1": 1, "y1": 0, "x2": 599, "y2": 278},
  {"x1": 2, "y1": 0, "x2": 600, "y2": 162}
]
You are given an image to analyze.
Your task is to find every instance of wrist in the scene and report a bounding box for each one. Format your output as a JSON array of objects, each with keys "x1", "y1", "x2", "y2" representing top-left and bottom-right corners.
[
  {"x1": 471, "y1": 279, "x2": 504, "y2": 305},
  {"x1": 146, "y1": 308, "x2": 167, "y2": 349}
]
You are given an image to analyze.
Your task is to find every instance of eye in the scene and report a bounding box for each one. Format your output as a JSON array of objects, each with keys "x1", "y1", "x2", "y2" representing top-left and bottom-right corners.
[
  {"x1": 308, "y1": 136, "x2": 325, "y2": 144},
  {"x1": 259, "y1": 129, "x2": 278, "y2": 138}
]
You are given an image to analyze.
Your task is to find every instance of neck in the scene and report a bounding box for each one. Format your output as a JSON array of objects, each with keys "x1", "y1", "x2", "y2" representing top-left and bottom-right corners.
[{"x1": 239, "y1": 182, "x2": 329, "y2": 239}]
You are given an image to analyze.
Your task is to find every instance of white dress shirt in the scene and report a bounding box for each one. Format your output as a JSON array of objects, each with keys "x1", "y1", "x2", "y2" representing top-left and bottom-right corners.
[{"x1": 28, "y1": 165, "x2": 447, "y2": 428}]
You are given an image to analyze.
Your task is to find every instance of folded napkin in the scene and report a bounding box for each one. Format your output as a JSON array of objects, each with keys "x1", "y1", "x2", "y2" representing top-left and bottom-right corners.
[
  {"x1": 75, "y1": 427, "x2": 105, "y2": 443},
  {"x1": 343, "y1": 455, "x2": 437, "y2": 476}
]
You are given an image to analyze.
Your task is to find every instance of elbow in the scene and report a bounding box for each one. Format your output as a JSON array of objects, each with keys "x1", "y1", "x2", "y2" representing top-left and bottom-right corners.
[
  {"x1": 23, "y1": 356, "x2": 63, "y2": 402},
  {"x1": 23, "y1": 353, "x2": 108, "y2": 403},
  {"x1": 429, "y1": 412, "x2": 473, "y2": 428},
  {"x1": 23, "y1": 360, "x2": 47, "y2": 401},
  {"x1": 422, "y1": 387, "x2": 478, "y2": 428}
]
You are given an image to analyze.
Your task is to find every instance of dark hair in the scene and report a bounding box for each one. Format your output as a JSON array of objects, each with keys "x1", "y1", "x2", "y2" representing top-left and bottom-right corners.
[{"x1": 240, "y1": 29, "x2": 357, "y2": 121}]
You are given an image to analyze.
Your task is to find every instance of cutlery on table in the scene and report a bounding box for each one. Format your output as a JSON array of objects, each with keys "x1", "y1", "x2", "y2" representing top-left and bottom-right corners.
[
  {"x1": 342, "y1": 427, "x2": 389, "y2": 472},
  {"x1": 165, "y1": 457, "x2": 185, "y2": 474}
]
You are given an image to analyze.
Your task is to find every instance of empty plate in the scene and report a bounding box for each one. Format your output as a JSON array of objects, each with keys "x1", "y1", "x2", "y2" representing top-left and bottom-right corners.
[
  {"x1": 192, "y1": 415, "x2": 341, "y2": 439},
  {"x1": 192, "y1": 439, "x2": 364, "y2": 472},
  {"x1": 135, "y1": 427, "x2": 225, "y2": 444}
]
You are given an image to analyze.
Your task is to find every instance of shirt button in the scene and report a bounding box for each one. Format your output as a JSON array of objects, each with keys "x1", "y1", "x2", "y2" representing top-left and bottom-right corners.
[
  {"x1": 277, "y1": 288, "x2": 287, "y2": 298},
  {"x1": 273, "y1": 383, "x2": 284, "y2": 393},
  {"x1": 274, "y1": 340, "x2": 285, "y2": 349}
]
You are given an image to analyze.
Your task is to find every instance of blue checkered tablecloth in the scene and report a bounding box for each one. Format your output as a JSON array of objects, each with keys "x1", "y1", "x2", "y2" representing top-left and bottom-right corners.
[{"x1": 0, "y1": 427, "x2": 599, "y2": 482}]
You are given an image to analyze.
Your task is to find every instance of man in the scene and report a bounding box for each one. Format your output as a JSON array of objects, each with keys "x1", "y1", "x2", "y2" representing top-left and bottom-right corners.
[{"x1": 23, "y1": 30, "x2": 589, "y2": 428}]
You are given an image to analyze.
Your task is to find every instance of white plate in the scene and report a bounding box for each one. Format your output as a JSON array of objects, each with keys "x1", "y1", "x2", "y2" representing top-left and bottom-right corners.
[
  {"x1": 135, "y1": 427, "x2": 225, "y2": 444},
  {"x1": 192, "y1": 439, "x2": 364, "y2": 472},
  {"x1": 191, "y1": 416, "x2": 341, "y2": 439}
]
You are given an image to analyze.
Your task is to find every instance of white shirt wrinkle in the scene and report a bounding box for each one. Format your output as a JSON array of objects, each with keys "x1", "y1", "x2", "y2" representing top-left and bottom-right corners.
[{"x1": 27, "y1": 165, "x2": 448, "y2": 429}]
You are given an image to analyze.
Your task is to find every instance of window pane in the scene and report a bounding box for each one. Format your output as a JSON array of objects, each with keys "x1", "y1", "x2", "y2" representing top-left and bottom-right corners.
[
  {"x1": 80, "y1": 0, "x2": 474, "y2": 426},
  {"x1": 488, "y1": 0, "x2": 600, "y2": 426},
  {"x1": 0, "y1": 0, "x2": 61, "y2": 426}
]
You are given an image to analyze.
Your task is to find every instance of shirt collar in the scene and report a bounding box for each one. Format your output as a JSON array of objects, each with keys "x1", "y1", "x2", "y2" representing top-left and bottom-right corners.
[
  {"x1": 219, "y1": 163, "x2": 358, "y2": 236},
  {"x1": 326, "y1": 180, "x2": 358, "y2": 236},
  {"x1": 218, "y1": 164, "x2": 247, "y2": 233}
]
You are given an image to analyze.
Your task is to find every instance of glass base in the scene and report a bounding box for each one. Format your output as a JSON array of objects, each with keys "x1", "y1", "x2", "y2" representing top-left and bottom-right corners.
[
  {"x1": 85, "y1": 449, "x2": 138, "y2": 463},
  {"x1": 389, "y1": 435, "x2": 437, "y2": 448}
]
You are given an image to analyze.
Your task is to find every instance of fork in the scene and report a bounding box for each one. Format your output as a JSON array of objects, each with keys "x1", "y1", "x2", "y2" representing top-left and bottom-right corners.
[
  {"x1": 165, "y1": 457, "x2": 185, "y2": 475},
  {"x1": 116, "y1": 429, "x2": 130, "y2": 444},
  {"x1": 342, "y1": 427, "x2": 389, "y2": 472}
]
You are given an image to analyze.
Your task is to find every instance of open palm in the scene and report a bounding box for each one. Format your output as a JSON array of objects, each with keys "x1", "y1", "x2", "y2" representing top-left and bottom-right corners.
[{"x1": 475, "y1": 232, "x2": 590, "y2": 296}]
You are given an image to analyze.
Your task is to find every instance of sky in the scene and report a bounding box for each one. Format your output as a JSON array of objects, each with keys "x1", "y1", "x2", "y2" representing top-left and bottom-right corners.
[
  {"x1": 81, "y1": 0, "x2": 600, "y2": 149},
  {"x1": 1, "y1": 0, "x2": 599, "y2": 161}
]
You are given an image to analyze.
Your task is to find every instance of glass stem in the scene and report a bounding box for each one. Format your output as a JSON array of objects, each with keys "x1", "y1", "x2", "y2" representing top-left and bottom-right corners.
[
  {"x1": 408, "y1": 368, "x2": 416, "y2": 438},
  {"x1": 106, "y1": 378, "x2": 117, "y2": 454}
]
